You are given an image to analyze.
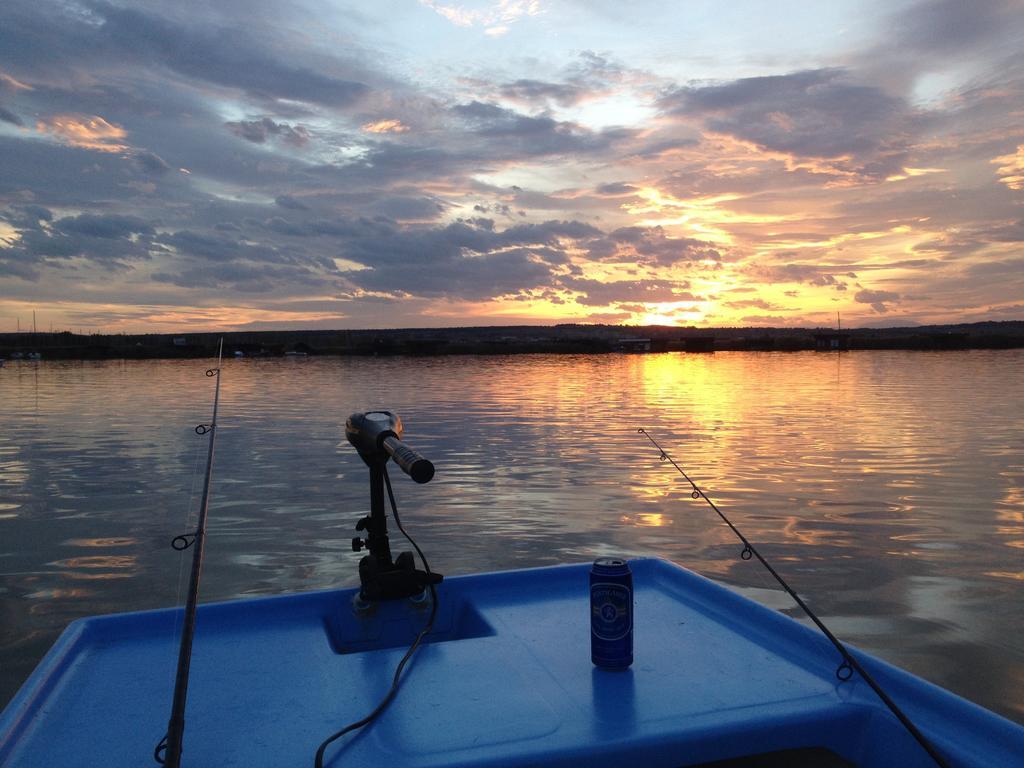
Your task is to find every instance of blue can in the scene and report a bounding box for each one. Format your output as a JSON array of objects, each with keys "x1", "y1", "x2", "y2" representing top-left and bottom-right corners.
[{"x1": 590, "y1": 558, "x2": 633, "y2": 669}]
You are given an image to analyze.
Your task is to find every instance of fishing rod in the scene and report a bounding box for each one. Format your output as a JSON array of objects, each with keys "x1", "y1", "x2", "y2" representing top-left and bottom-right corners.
[
  {"x1": 156, "y1": 341, "x2": 224, "y2": 768},
  {"x1": 638, "y1": 428, "x2": 952, "y2": 768}
]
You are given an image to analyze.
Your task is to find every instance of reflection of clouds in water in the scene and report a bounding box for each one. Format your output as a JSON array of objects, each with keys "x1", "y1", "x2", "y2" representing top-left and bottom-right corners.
[
  {"x1": 0, "y1": 352, "x2": 1022, "y2": 722},
  {"x1": 44, "y1": 552, "x2": 139, "y2": 582},
  {"x1": 23, "y1": 587, "x2": 94, "y2": 601},
  {"x1": 0, "y1": 463, "x2": 28, "y2": 486},
  {"x1": 50, "y1": 555, "x2": 138, "y2": 572},
  {"x1": 994, "y1": 485, "x2": 1024, "y2": 556},
  {"x1": 62, "y1": 538, "x2": 138, "y2": 548}
]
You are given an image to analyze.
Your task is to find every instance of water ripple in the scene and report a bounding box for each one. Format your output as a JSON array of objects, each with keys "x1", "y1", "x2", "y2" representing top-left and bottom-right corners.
[{"x1": 0, "y1": 351, "x2": 1022, "y2": 722}]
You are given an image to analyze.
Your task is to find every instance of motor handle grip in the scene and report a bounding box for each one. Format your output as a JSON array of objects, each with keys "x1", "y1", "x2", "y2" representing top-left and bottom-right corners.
[{"x1": 383, "y1": 436, "x2": 434, "y2": 484}]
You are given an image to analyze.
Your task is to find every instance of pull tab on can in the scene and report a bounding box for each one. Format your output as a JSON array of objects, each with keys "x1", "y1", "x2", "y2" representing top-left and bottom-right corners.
[{"x1": 590, "y1": 558, "x2": 633, "y2": 669}]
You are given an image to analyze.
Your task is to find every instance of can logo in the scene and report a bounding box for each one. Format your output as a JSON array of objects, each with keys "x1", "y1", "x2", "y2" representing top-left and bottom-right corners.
[{"x1": 591, "y1": 582, "x2": 632, "y2": 641}]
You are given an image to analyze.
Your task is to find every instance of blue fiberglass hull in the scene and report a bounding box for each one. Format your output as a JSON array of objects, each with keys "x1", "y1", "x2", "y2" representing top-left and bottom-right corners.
[{"x1": 1, "y1": 558, "x2": 1022, "y2": 767}]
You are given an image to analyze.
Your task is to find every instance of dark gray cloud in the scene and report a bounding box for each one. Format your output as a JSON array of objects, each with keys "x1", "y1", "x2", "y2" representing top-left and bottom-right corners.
[
  {"x1": 370, "y1": 196, "x2": 445, "y2": 221},
  {"x1": 472, "y1": 202, "x2": 516, "y2": 218},
  {"x1": 55, "y1": 213, "x2": 154, "y2": 239},
  {"x1": 594, "y1": 182, "x2": 638, "y2": 197},
  {"x1": 275, "y1": 195, "x2": 309, "y2": 211},
  {"x1": 0, "y1": 105, "x2": 22, "y2": 125},
  {"x1": 2, "y1": 204, "x2": 53, "y2": 227},
  {"x1": 0, "y1": 211, "x2": 158, "y2": 277},
  {"x1": 0, "y1": 256, "x2": 39, "y2": 281},
  {"x1": 264, "y1": 216, "x2": 311, "y2": 237},
  {"x1": 227, "y1": 118, "x2": 311, "y2": 146},
  {"x1": 140, "y1": 222, "x2": 344, "y2": 296},
  {"x1": 854, "y1": 288, "x2": 900, "y2": 313},
  {"x1": 0, "y1": 2, "x2": 373, "y2": 109},
  {"x1": 965, "y1": 257, "x2": 1024, "y2": 277},
  {"x1": 488, "y1": 51, "x2": 628, "y2": 109},
  {"x1": 503, "y1": 245, "x2": 571, "y2": 265},
  {"x1": 0, "y1": 1, "x2": 1020, "y2": 326},
  {"x1": 889, "y1": 0, "x2": 1020, "y2": 57},
  {"x1": 989, "y1": 219, "x2": 1024, "y2": 243},
  {"x1": 499, "y1": 220, "x2": 602, "y2": 244},
  {"x1": 0, "y1": 136, "x2": 138, "y2": 207},
  {"x1": 134, "y1": 151, "x2": 171, "y2": 175},
  {"x1": 453, "y1": 101, "x2": 633, "y2": 157},
  {"x1": 590, "y1": 226, "x2": 721, "y2": 266},
  {"x1": 911, "y1": 217, "x2": 1024, "y2": 260},
  {"x1": 159, "y1": 228, "x2": 334, "y2": 271},
  {"x1": 747, "y1": 262, "x2": 858, "y2": 288},
  {"x1": 0, "y1": 8, "x2": 642, "y2": 315},
  {"x1": 320, "y1": 217, "x2": 600, "y2": 271},
  {"x1": 153, "y1": 261, "x2": 326, "y2": 293},
  {"x1": 159, "y1": 230, "x2": 240, "y2": 261},
  {"x1": 94, "y1": 4, "x2": 369, "y2": 108},
  {"x1": 561, "y1": 276, "x2": 696, "y2": 306},
  {"x1": 499, "y1": 79, "x2": 591, "y2": 107},
  {"x1": 838, "y1": 182, "x2": 1014, "y2": 239},
  {"x1": 53, "y1": 210, "x2": 604, "y2": 305},
  {"x1": 323, "y1": 217, "x2": 602, "y2": 300},
  {"x1": 344, "y1": 248, "x2": 556, "y2": 300},
  {"x1": 660, "y1": 68, "x2": 907, "y2": 166},
  {"x1": 0, "y1": 2, "x2": 87, "y2": 76},
  {"x1": 316, "y1": 143, "x2": 460, "y2": 187},
  {"x1": 0, "y1": 73, "x2": 325, "y2": 201}
]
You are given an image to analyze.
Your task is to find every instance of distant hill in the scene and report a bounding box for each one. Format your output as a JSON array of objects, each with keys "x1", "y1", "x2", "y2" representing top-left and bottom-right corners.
[{"x1": 1, "y1": 320, "x2": 1023, "y2": 360}]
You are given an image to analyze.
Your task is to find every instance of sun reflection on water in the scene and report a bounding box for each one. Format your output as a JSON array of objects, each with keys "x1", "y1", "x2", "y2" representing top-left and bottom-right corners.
[{"x1": 0, "y1": 353, "x2": 1022, "y2": 723}]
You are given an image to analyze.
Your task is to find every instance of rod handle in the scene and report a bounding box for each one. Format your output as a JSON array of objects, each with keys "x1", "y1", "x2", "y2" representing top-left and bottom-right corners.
[{"x1": 383, "y1": 436, "x2": 435, "y2": 484}]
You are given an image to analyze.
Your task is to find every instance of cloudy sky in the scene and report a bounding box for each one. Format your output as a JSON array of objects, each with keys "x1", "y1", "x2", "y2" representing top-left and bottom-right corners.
[{"x1": 1, "y1": 0, "x2": 1022, "y2": 332}]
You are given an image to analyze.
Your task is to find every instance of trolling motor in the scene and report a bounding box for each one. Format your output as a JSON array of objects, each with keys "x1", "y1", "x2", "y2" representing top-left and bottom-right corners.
[{"x1": 346, "y1": 411, "x2": 442, "y2": 601}]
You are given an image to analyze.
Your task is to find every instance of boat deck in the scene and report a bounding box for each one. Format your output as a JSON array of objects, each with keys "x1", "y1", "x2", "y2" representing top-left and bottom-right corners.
[{"x1": 1, "y1": 559, "x2": 1021, "y2": 766}]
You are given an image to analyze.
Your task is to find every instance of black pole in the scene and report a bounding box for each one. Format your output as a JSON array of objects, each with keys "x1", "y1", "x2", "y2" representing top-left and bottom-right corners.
[
  {"x1": 366, "y1": 461, "x2": 394, "y2": 567},
  {"x1": 346, "y1": 411, "x2": 441, "y2": 601},
  {"x1": 160, "y1": 344, "x2": 223, "y2": 768}
]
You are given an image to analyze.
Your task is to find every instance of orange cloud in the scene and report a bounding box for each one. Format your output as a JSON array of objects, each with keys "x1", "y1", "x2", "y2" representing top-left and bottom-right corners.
[
  {"x1": 36, "y1": 114, "x2": 129, "y2": 153},
  {"x1": 992, "y1": 145, "x2": 1024, "y2": 190},
  {"x1": 0, "y1": 222, "x2": 18, "y2": 251},
  {"x1": 19, "y1": 301, "x2": 352, "y2": 335},
  {"x1": 885, "y1": 167, "x2": 947, "y2": 182},
  {"x1": 362, "y1": 119, "x2": 410, "y2": 134},
  {"x1": 623, "y1": 186, "x2": 798, "y2": 245}
]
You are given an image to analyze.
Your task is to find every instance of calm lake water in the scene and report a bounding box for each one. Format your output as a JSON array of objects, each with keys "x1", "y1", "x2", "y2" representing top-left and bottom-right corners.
[{"x1": 1, "y1": 351, "x2": 1022, "y2": 723}]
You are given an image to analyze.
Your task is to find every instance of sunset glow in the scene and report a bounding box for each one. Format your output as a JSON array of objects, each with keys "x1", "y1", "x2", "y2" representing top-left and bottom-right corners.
[
  {"x1": 0, "y1": 1, "x2": 1022, "y2": 332},
  {"x1": 35, "y1": 115, "x2": 130, "y2": 153}
]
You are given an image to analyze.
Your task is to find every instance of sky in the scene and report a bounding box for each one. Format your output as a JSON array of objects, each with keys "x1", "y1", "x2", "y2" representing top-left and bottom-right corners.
[{"x1": 0, "y1": 0, "x2": 1022, "y2": 333}]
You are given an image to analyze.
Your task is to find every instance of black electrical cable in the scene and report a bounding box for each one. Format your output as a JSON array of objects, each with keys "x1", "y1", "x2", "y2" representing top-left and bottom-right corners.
[
  {"x1": 638, "y1": 428, "x2": 951, "y2": 768},
  {"x1": 314, "y1": 465, "x2": 438, "y2": 768}
]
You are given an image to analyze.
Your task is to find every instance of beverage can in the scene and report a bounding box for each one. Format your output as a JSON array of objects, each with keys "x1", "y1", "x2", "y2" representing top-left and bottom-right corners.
[{"x1": 590, "y1": 557, "x2": 633, "y2": 669}]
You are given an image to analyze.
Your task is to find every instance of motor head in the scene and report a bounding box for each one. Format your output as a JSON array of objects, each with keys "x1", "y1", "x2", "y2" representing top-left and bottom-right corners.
[
  {"x1": 346, "y1": 411, "x2": 402, "y2": 465},
  {"x1": 346, "y1": 411, "x2": 434, "y2": 483}
]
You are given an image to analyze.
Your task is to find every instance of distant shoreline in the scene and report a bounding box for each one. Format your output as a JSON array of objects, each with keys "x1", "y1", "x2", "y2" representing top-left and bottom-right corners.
[{"x1": 1, "y1": 320, "x2": 1023, "y2": 360}]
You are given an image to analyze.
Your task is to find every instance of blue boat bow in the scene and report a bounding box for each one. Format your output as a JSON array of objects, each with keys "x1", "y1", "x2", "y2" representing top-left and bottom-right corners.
[{"x1": 1, "y1": 558, "x2": 1022, "y2": 767}]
